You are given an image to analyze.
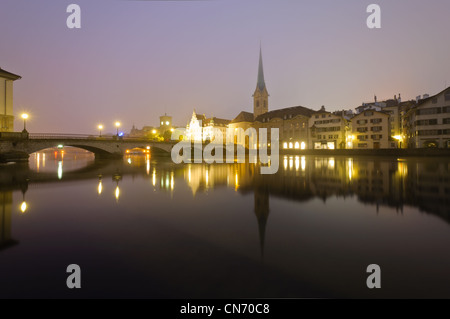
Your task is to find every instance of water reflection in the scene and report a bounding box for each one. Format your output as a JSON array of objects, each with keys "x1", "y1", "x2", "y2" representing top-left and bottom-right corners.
[
  {"x1": 3, "y1": 154, "x2": 450, "y2": 221},
  {"x1": 1, "y1": 153, "x2": 450, "y2": 297}
]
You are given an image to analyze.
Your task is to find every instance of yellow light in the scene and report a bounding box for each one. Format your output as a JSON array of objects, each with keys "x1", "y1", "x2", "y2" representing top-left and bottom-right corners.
[
  {"x1": 170, "y1": 128, "x2": 174, "y2": 132},
  {"x1": 294, "y1": 142, "x2": 300, "y2": 149},
  {"x1": 21, "y1": 113, "x2": 29, "y2": 120},
  {"x1": 115, "y1": 122, "x2": 121, "y2": 127},
  {"x1": 393, "y1": 135, "x2": 403, "y2": 141},
  {"x1": 115, "y1": 186, "x2": 120, "y2": 201},
  {"x1": 146, "y1": 146, "x2": 150, "y2": 150},
  {"x1": 283, "y1": 142, "x2": 288, "y2": 149},
  {"x1": 165, "y1": 121, "x2": 169, "y2": 125},
  {"x1": 98, "y1": 181, "x2": 103, "y2": 195},
  {"x1": 98, "y1": 124, "x2": 103, "y2": 130},
  {"x1": 152, "y1": 130, "x2": 157, "y2": 134},
  {"x1": 289, "y1": 142, "x2": 293, "y2": 149},
  {"x1": 20, "y1": 201, "x2": 27, "y2": 213},
  {"x1": 301, "y1": 142, "x2": 306, "y2": 150}
]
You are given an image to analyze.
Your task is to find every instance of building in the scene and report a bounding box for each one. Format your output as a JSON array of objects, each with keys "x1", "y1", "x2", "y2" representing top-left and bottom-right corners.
[
  {"x1": 230, "y1": 47, "x2": 318, "y2": 149},
  {"x1": 405, "y1": 87, "x2": 450, "y2": 148},
  {"x1": 185, "y1": 110, "x2": 230, "y2": 142},
  {"x1": 0, "y1": 68, "x2": 21, "y2": 132},
  {"x1": 309, "y1": 108, "x2": 349, "y2": 149},
  {"x1": 350, "y1": 110, "x2": 391, "y2": 149}
]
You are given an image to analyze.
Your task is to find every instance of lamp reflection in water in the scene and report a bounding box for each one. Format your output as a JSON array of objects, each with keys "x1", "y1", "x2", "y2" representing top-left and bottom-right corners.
[
  {"x1": 113, "y1": 173, "x2": 122, "y2": 203},
  {"x1": 57, "y1": 161, "x2": 63, "y2": 180},
  {"x1": 152, "y1": 168, "x2": 156, "y2": 187},
  {"x1": 20, "y1": 184, "x2": 28, "y2": 214},
  {"x1": 97, "y1": 175, "x2": 103, "y2": 195}
]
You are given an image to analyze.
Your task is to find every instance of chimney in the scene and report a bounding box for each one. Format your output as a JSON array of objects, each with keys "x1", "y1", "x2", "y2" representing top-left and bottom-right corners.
[
  {"x1": 374, "y1": 95, "x2": 377, "y2": 103},
  {"x1": 398, "y1": 93, "x2": 401, "y2": 103}
]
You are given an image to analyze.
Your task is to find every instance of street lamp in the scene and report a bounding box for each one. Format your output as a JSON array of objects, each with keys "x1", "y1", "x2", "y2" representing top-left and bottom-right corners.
[
  {"x1": 115, "y1": 122, "x2": 121, "y2": 136},
  {"x1": 21, "y1": 113, "x2": 29, "y2": 132},
  {"x1": 98, "y1": 124, "x2": 103, "y2": 137}
]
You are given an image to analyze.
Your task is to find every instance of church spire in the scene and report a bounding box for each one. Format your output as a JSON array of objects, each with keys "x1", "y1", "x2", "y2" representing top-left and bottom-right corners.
[
  {"x1": 253, "y1": 45, "x2": 269, "y2": 119},
  {"x1": 256, "y1": 46, "x2": 266, "y2": 91}
]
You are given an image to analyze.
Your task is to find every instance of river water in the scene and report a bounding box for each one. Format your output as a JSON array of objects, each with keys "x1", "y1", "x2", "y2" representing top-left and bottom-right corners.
[{"x1": 0, "y1": 149, "x2": 449, "y2": 298}]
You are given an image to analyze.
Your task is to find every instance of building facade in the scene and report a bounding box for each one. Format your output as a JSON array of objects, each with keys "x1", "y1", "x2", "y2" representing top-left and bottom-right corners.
[
  {"x1": 185, "y1": 110, "x2": 230, "y2": 142},
  {"x1": 0, "y1": 68, "x2": 21, "y2": 132},
  {"x1": 309, "y1": 110, "x2": 349, "y2": 149},
  {"x1": 350, "y1": 110, "x2": 391, "y2": 149},
  {"x1": 405, "y1": 87, "x2": 450, "y2": 148}
]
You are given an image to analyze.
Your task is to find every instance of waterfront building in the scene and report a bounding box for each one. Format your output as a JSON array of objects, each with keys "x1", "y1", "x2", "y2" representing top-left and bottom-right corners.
[
  {"x1": 230, "y1": 48, "x2": 317, "y2": 149},
  {"x1": 404, "y1": 87, "x2": 450, "y2": 148},
  {"x1": 0, "y1": 68, "x2": 21, "y2": 132},
  {"x1": 185, "y1": 110, "x2": 230, "y2": 142},
  {"x1": 309, "y1": 108, "x2": 349, "y2": 149},
  {"x1": 349, "y1": 110, "x2": 391, "y2": 149}
]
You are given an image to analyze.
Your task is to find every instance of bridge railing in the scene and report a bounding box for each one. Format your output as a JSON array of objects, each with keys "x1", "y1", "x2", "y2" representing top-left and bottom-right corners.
[{"x1": 28, "y1": 133, "x2": 172, "y2": 142}]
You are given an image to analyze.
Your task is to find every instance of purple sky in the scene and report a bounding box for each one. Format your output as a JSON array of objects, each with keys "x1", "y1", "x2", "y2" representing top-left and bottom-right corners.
[{"x1": 1, "y1": 0, "x2": 449, "y2": 134}]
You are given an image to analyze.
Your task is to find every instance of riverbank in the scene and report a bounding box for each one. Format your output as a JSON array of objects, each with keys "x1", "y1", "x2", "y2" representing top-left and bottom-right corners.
[{"x1": 280, "y1": 148, "x2": 450, "y2": 157}]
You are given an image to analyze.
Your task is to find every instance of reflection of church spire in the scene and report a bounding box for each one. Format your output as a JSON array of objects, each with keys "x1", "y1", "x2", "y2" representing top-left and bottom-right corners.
[{"x1": 254, "y1": 186, "x2": 269, "y2": 259}]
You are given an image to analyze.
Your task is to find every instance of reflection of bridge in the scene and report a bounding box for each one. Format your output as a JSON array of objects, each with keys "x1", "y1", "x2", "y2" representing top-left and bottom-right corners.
[{"x1": 0, "y1": 133, "x2": 177, "y2": 161}]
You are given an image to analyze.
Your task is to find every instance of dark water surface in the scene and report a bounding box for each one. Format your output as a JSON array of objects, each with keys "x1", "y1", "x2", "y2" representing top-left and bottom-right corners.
[{"x1": 0, "y1": 150, "x2": 450, "y2": 298}]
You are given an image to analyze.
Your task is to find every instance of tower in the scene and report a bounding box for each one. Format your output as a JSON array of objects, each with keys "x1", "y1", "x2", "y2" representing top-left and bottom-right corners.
[{"x1": 253, "y1": 47, "x2": 269, "y2": 119}]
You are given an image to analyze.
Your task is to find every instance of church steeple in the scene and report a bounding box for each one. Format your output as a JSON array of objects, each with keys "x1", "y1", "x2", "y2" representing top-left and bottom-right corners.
[
  {"x1": 257, "y1": 47, "x2": 266, "y2": 91},
  {"x1": 253, "y1": 46, "x2": 269, "y2": 119}
]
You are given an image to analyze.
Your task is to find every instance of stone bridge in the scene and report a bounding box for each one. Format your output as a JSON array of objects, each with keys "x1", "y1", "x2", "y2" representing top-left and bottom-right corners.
[{"x1": 0, "y1": 133, "x2": 178, "y2": 161}]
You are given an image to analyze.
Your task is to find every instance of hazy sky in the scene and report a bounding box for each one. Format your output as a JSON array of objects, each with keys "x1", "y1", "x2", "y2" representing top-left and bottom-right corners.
[{"x1": 1, "y1": 0, "x2": 449, "y2": 134}]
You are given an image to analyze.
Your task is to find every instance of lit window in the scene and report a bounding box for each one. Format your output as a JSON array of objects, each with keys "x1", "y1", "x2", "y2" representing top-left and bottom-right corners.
[
  {"x1": 161, "y1": 122, "x2": 163, "y2": 125},
  {"x1": 165, "y1": 121, "x2": 169, "y2": 125},
  {"x1": 301, "y1": 142, "x2": 306, "y2": 150},
  {"x1": 283, "y1": 142, "x2": 288, "y2": 149},
  {"x1": 294, "y1": 142, "x2": 300, "y2": 149},
  {"x1": 289, "y1": 142, "x2": 293, "y2": 149}
]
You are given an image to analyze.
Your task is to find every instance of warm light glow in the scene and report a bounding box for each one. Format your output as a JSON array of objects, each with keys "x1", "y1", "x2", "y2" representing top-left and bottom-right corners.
[
  {"x1": 327, "y1": 142, "x2": 335, "y2": 150},
  {"x1": 205, "y1": 170, "x2": 209, "y2": 186},
  {"x1": 283, "y1": 142, "x2": 288, "y2": 149},
  {"x1": 295, "y1": 156, "x2": 300, "y2": 170},
  {"x1": 127, "y1": 158, "x2": 132, "y2": 164},
  {"x1": 98, "y1": 124, "x2": 103, "y2": 130},
  {"x1": 393, "y1": 135, "x2": 403, "y2": 141},
  {"x1": 57, "y1": 144, "x2": 64, "y2": 149},
  {"x1": 301, "y1": 156, "x2": 306, "y2": 171},
  {"x1": 294, "y1": 142, "x2": 300, "y2": 149},
  {"x1": 328, "y1": 158, "x2": 335, "y2": 169},
  {"x1": 170, "y1": 128, "x2": 174, "y2": 132},
  {"x1": 152, "y1": 168, "x2": 156, "y2": 186},
  {"x1": 98, "y1": 181, "x2": 103, "y2": 195},
  {"x1": 20, "y1": 201, "x2": 27, "y2": 213},
  {"x1": 115, "y1": 122, "x2": 121, "y2": 128},
  {"x1": 21, "y1": 113, "x2": 29, "y2": 120},
  {"x1": 165, "y1": 121, "x2": 169, "y2": 125},
  {"x1": 235, "y1": 173, "x2": 239, "y2": 190},
  {"x1": 152, "y1": 130, "x2": 157, "y2": 134},
  {"x1": 57, "y1": 161, "x2": 63, "y2": 179},
  {"x1": 289, "y1": 142, "x2": 293, "y2": 149},
  {"x1": 301, "y1": 142, "x2": 306, "y2": 150},
  {"x1": 146, "y1": 158, "x2": 150, "y2": 175},
  {"x1": 115, "y1": 186, "x2": 120, "y2": 201}
]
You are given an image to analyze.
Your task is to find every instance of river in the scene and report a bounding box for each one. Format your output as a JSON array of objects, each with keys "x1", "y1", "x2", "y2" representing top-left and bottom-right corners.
[{"x1": 0, "y1": 149, "x2": 449, "y2": 298}]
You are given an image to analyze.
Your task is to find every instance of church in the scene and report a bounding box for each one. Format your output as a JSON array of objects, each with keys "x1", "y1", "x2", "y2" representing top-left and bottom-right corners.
[{"x1": 228, "y1": 48, "x2": 321, "y2": 149}]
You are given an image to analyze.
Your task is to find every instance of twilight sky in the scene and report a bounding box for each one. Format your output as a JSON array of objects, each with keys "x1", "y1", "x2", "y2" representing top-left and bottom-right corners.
[{"x1": 1, "y1": 0, "x2": 449, "y2": 134}]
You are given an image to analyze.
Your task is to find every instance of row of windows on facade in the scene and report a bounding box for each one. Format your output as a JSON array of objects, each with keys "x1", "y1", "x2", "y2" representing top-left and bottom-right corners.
[
  {"x1": 357, "y1": 135, "x2": 384, "y2": 141},
  {"x1": 356, "y1": 118, "x2": 384, "y2": 125},
  {"x1": 316, "y1": 135, "x2": 341, "y2": 140},
  {"x1": 416, "y1": 129, "x2": 450, "y2": 136},
  {"x1": 416, "y1": 106, "x2": 450, "y2": 115},
  {"x1": 415, "y1": 118, "x2": 450, "y2": 125},
  {"x1": 357, "y1": 126, "x2": 383, "y2": 132}
]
